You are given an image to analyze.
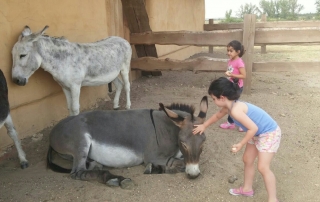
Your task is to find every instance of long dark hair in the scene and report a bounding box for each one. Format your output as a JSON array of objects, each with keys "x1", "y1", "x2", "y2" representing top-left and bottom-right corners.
[
  {"x1": 208, "y1": 77, "x2": 241, "y2": 100},
  {"x1": 227, "y1": 40, "x2": 245, "y2": 57}
]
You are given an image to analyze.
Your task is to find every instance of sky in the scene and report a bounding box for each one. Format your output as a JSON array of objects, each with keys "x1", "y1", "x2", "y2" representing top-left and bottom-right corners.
[{"x1": 205, "y1": 0, "x2": 316, "y2": 19}]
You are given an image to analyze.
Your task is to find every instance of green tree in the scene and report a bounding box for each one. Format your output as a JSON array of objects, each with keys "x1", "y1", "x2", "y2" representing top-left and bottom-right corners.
[
  {"x1": 278, "y1": 0, "x2": 291, "y2": 19},
  {"x1": 315, "y1": 0, "x2": 320, "y2": 14},
  {"x1": 259, "y1": 0, "x2": 277, "y2": 18},
  {"x1": 225, "y1": 9, "x2": 233, "y2": 21},
  {"x1": 236, "y1": 3, "x2": 261, "y2": 18},
  {"x1": 285, "y1": 0, "x2": 304, "y2": 20},
  {"x1": 220, "y1": 9, "x2": 242, "y2": 23},
  {"x1": 259, "y1": 0, "x2": 304, "y2": 20}
]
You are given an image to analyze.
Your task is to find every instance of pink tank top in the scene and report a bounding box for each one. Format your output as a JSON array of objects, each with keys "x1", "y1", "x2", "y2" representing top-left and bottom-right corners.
[{"x1": 227, "y1": 58, "x2": 245, "y2": 88}]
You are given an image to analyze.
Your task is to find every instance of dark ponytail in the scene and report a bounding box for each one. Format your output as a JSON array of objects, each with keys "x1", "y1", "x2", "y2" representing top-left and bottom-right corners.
[
  {"x1": 208, "y1": 77, "x2": 241, "y2": 100},
  {"x1": 232, "y1": 77, "x2": 239, "y2": 84}
]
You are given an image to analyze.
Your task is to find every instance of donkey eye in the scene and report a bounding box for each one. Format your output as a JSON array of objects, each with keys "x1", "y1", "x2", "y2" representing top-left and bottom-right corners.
[
  {"x1": 181, "y1": 142, "x2": 188, "y2": 150},
  {"x1": 20, "y1": 54, "x2": 27, "y2": 59}
]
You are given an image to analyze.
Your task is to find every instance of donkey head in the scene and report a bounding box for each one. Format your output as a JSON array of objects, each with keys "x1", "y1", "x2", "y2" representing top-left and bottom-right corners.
[
  {"x1": 159, "y1": 96, "x2": 208, "y2": 179},
  {"x1": 11, "y1": 25, "x2": 49, "y2": 86}
]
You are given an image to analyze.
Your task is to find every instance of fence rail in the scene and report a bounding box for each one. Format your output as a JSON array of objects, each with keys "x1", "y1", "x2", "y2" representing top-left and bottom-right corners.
[
  {"x1": 131, "y1": 57, "x2": 320, "y2": 72},
  {"x1": 130, "y1": 15, "x2": 320, "y2": 94},
  {"x1": 204, "y1": 21, "x2": 320, "y2": 30},
  {"x1": 131, "y1": 28, "x2": 320, "y2": 46}
]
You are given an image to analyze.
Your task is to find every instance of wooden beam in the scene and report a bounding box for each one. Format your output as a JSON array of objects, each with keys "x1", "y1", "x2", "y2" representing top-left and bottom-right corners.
[
  {"x1": 130, "y1": 28, "x2": 320, "y2": 46},
  {"x1": 260, "y1": 14, "x2": 267, "y2": 54},
  {"x1": 121, "y1": 0, "x2": 161, "y2": 76},
  {"x1": 121, "y1": 0, "x2": 149, "y2": 33},
  {"x1": 130, "y1": 57, "x2": 320, "y2": 72},
  {"x1": 204, "y1": 21, "x2": 320, "y2": 31},
  {"x1": 130, "y1": 30, "x2": 243, "y2": 46},
  {"x1": 242, "y1": 14, "x2": 256, "y2": 95},
  {"x1": 131, "y1": 57, "x2": 227, "y2": 72},
  {"x1": 257, "y1": 21, "x2": 320, "y2": 28},
  {"x1": 204, "y1": 23, "x2": 243, "y2": 30},
  {"x1": 253, "y1": 62, "x2": 320, "y2": 72},
  {"x1": 208, "y1": 19, "x2": 214, "y2": 53},
  {"x1": 255, "y1": 28, "x2": 320, "y2": 44}
]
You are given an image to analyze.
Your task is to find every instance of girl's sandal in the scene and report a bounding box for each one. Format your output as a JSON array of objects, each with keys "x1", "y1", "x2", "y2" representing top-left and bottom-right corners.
[{"x1": 229, "y1": 187, "x2": 254, "y2": 196}]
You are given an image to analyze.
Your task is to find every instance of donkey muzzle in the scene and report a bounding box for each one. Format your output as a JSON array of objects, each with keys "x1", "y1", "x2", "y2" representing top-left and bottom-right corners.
[
  {"x1": 186, "y1": 163, "x2": 200, "y2": 179},
  {"x1": 13, "y1": 77, "x2": 27, "y2": 86}
]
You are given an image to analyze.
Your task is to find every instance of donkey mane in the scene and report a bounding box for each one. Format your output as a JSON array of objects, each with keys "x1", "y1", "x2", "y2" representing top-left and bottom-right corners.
[
  {"x1": 40, "y1": 35, "x2": 112, "y2": 47},
  {"x1": 43, "y1": 34, "x2": 68, "y2": 41},
  {"x1": 160, "y1": 103, "x2": 195, "y2": 119}
]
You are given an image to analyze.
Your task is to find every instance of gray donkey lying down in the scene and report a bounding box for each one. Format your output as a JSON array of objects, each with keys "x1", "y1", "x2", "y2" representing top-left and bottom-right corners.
[{"x1": 47, "y1": 96, "x2": 208, "y2": 188}]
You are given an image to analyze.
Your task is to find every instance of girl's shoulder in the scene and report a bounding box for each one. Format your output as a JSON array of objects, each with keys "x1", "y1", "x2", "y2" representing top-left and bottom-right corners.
[
  {"x1": 231, "y1": 101, "x2": 248, "y2": 112},
  {"x1": 236, "y1": 58, "x2": 245, "y2": 65},
  {"x1": 230, "y1": 57, "x2": 243, "y2": 61},
  {"x1": 229, "y1": 58, "x2": 244, "y2": 66}
]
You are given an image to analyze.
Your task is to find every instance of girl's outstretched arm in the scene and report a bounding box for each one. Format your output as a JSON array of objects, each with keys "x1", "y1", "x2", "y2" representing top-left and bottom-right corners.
[{"x1": 193, "y1": 107, "x2": 228, "y2": 135}]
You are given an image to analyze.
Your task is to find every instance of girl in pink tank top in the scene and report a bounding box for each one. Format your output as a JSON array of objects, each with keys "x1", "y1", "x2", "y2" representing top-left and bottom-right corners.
[{"x1": 220, "y1": 40, "x2": 246, "y2": 131}]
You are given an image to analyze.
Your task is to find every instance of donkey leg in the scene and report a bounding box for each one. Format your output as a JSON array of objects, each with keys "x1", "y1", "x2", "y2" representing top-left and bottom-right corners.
[
  {"x1": 62, "y1": 88, "x2": 72, "y2": 115},
  {"x1": 77, "y1": 170, "x2": 133, "y2": 189},
  {"x1": 144, "y1": 159, "x2": 185, "y2": 174},
  {"x1": 112, "y1": 77, "x2": 123, "y2": 110},
  {"x1": 107, "y1": 83, "x2": 113, "y2": 93},
  {"x1": 70, "y1": 137, "x2": 133, "y2": 189},
  {"x1": 144, "y1": 163, "x2": 163, "y2": 174},
  {"x1": 69, "y1": 86, "x2": 81, "y2": 116},
  {"x1": 164, "y1": 158, "x2": 186, "y2": 174},
  {"x1": 4, "y1": 114, "x2": 28, "y2": 169},
  {"x1": 120, "y1": 69, "x2": 131, "y2": 110},
  {"x1": 70, "y1": 135, "x2": 91, "y2": 179},
  {"x1": 87, "y1": 160, "x2": 103, "y2": 170}
]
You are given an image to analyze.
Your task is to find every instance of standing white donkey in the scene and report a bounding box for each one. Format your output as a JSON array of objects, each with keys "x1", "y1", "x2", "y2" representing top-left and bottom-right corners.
[{"x1": 12, "y1": 26, "x2": 132, "y2": 115}]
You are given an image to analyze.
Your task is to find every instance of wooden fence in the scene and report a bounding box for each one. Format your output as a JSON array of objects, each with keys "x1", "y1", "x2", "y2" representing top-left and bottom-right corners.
[{"x1": 130, "y1": 14, "x2": 320, "y2": 94}]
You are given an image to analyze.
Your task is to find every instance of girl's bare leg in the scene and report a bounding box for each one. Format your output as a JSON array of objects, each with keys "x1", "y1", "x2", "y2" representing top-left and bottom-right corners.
[
  {"x1": 258, "y1": 152, "x2": 277, "y2": 202},
  {"x1": 242, "y1": 143, "x2": 258, "y2": 192}
]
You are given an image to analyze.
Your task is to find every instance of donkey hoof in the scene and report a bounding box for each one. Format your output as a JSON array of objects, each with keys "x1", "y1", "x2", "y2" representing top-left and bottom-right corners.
[
  {"x1": 108, "y1": 91, "x2": 115, "y2": 95},
  {"x1": 20, "y1": 161, "x2": 29, "y2": 169},
  {"x1": 144, "y1": 163, "x2": 153, "y2": 174},
  {"x1": 113, "y1": 107, "x2": 120, "y2": 110},
  {"x1": 106, "y1": 178, "x2": 120, "y2": 187},
  {"x1": 120, "y1": 178, "x2": 134, "y2": 189}
]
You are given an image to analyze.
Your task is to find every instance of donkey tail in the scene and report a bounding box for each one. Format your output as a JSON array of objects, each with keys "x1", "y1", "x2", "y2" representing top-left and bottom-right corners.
[{"x1": 47, "y1": 146, "x2": 71, "y2": 173}]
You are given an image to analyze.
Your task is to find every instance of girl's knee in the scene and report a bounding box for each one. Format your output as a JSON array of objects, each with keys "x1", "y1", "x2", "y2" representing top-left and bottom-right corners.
[
  {"x1": 242, "y1": 155, "x2": 255, "y2": 165},
  {"x1": 257, "y1": 164, "x2": 271, "y2": 175},
  {"x1": 243, "y1": 160, "x2": 255, "y2": 168}
]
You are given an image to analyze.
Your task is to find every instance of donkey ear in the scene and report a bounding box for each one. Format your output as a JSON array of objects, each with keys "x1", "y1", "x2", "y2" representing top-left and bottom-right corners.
[
  {"x1": 21, "y1": 26, "x2": 32, "y2": 38},
  {"x1": 25, "y1": 25, "x2": 49, "y2": 42},
  {"x1": 197, "y1": 96, "x2": 208, "y2": 123},
  {"x1": 33, "y1": 25, "x2": 49, "y2": 38},
  {"x1": 159, "y1": 103, "x2": 185, "y2": 127},
  {"x1": 38, "y1": 25, "x2": 49, "y2": 35}
]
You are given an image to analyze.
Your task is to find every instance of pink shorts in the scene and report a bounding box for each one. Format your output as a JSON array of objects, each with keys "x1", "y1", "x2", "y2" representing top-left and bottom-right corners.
[{"x1": 248, "y1": 126, "x2": 281, "y2": 153}]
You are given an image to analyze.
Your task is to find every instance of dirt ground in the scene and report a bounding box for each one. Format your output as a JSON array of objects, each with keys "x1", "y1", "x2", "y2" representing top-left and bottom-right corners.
[{"x1": 1, "y1": 45, "x2": 320, "y2": 202}]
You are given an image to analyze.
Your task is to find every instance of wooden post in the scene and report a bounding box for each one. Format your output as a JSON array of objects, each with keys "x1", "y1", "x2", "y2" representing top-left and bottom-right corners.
[
  {"x1": 208, "y1": 19, "x2": 214, "y2": 53},
  {"x1": 121, "y1": 0, "x2": 162, "y2": 77},
  {"x1": 260, "y1": 14, "x2": 267, "y2": 54},
  {"x1": 242, "y1": 14, "x2": 256, "y2": 95}
]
